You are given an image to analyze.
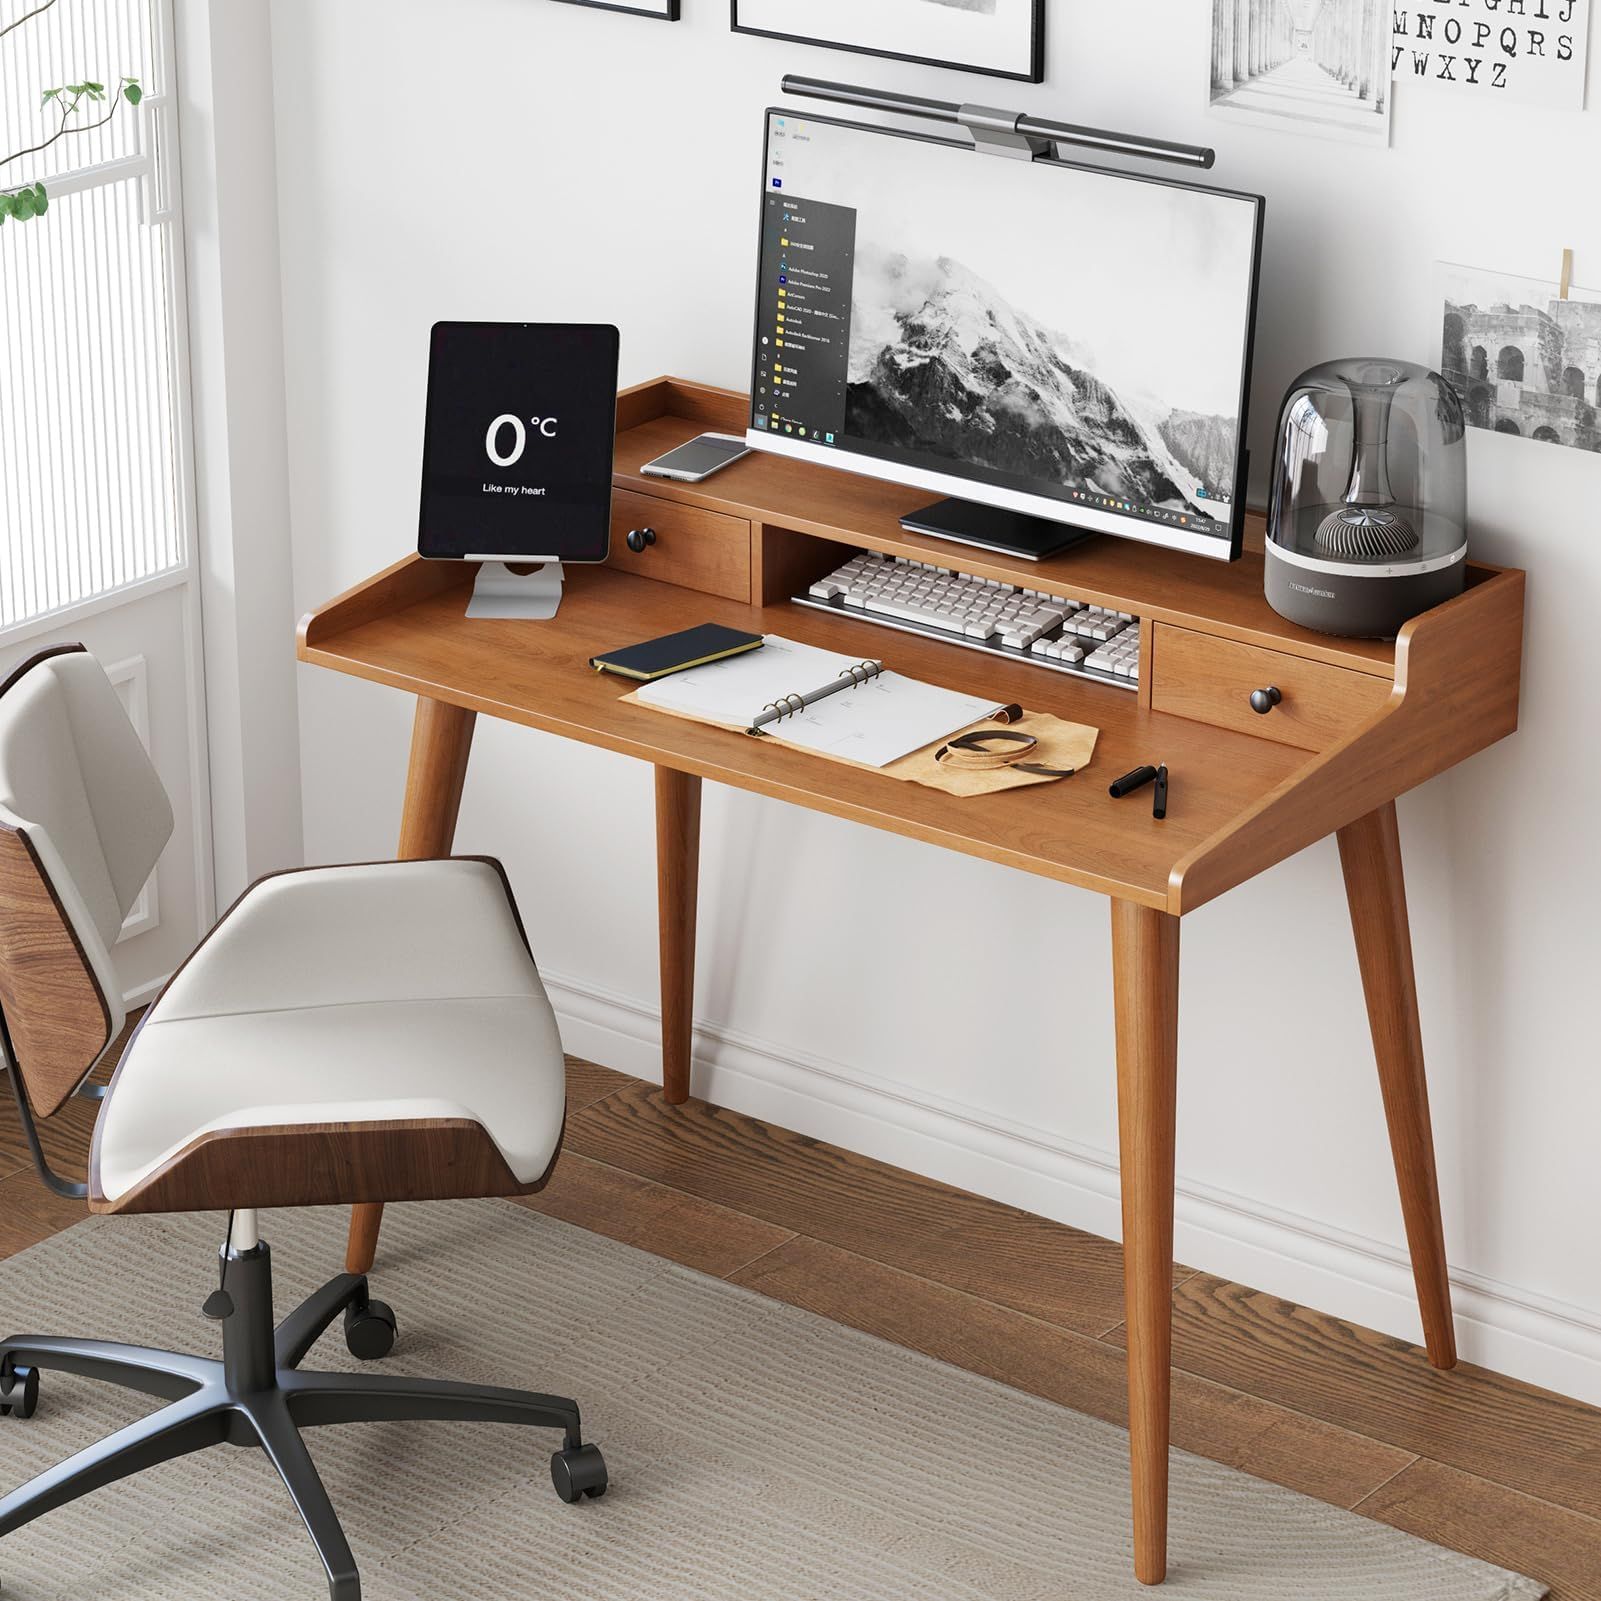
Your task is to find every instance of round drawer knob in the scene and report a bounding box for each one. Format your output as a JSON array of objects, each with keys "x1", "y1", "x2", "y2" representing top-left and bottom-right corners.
[
  {"x1": 1249, "y1": 685, "x2": 1283, "y2": 715},
  {"x1": 625, "y1": 526, "x2": 657, "y2": 554}
]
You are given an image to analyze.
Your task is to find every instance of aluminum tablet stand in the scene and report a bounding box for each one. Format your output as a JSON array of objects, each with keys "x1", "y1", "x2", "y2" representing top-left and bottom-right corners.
[{"x1": 466, "y1": 561, "x2": 566, "y2": 620}]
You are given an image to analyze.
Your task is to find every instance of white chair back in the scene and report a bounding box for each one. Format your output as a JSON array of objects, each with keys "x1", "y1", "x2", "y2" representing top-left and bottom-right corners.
[{"x1": 0, "y1": 646, "x2": 173, "y2": 1112}]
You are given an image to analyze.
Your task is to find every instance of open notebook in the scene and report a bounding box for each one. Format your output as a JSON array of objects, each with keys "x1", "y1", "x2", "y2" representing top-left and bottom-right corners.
[{"x1": 632, "y1": 635, "x2": 1008, "y2": 769}]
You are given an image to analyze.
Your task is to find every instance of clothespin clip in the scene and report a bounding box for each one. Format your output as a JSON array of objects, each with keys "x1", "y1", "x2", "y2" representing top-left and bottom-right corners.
[{"x1": 1559, "y1": 248, "x2": 1573, "y2": 301}]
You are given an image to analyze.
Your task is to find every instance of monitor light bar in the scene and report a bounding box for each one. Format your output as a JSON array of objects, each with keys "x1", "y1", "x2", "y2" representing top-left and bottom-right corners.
[{"x1": 778, "y1": 75, "x2": 1216, "y2": 171}]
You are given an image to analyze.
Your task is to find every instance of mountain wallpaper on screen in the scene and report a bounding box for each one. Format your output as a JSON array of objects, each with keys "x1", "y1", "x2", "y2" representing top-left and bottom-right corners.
[{"x1": 844, "y1": 250, "x2": 1236, "y2": 517}]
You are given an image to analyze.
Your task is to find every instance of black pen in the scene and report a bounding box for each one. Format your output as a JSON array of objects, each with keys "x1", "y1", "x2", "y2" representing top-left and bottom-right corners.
[
  {"x1": 1109, "y1": 764, "x2": 1159, "y2": 798},
  {"x1": 1152, "y1": 764, "x2": 1169, "y2": 821}
]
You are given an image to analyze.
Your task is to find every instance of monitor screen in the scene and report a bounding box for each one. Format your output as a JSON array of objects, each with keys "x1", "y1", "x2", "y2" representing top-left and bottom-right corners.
[
  {"x1": 417, "y1": 321, "x2": 619, "y2": 563},
  {"x1": 746, "y1": 113, "x2": 1263, "y2": 560}
]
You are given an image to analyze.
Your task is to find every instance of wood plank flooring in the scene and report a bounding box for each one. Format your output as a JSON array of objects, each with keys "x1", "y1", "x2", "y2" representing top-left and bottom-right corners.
[{"x1": 1, "y1": 1047, "x2": 1596, "y2": 1597}]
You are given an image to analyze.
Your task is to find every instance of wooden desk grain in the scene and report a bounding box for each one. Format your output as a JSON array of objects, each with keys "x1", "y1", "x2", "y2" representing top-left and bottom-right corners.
[
  {"x1": 302, "y1": 559, "x2": 1306, "y2": 911},
  {"x1": 300, "y1": 375, "x2": 1526, "y2": 1587}
]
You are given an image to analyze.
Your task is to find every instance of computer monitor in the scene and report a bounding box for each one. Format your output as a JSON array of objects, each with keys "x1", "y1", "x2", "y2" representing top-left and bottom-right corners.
[{"x1": 746, "y1": 112, "x2": 1264, "y2": 561}]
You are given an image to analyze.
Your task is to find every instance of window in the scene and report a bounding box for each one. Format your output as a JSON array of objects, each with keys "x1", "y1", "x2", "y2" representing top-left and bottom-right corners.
[{"x1": 0, "y1": 0, "x2": 185, "y2": 633}]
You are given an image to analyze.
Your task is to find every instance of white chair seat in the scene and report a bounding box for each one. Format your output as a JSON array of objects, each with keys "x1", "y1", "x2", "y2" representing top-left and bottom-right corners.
[{"x1": 94, "y1": 860, "x2": 566, "y2": 1205}]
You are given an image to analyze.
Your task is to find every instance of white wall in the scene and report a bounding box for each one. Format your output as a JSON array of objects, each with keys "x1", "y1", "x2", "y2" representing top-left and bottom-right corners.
[
  {"x1": 267, "y1": 0, "x2": 1601, "y2": 1402},
  {"x1": 176, "y1": 0, "x2": 304, "y2": 906}
]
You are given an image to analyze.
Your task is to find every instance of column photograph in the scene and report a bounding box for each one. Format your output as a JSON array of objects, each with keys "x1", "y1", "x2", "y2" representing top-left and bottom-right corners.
[{"x1": 1209, "y1": 0, "x2": 1391, "y2": 145}]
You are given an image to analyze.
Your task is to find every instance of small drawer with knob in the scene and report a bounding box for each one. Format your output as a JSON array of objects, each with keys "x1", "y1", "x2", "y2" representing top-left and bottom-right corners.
[
  {"x1": 607, "y1": 487, "x2": 752, "y2": 603},
  {"x1": 1149, "y1": 624, "x2": 1391, "y2": 751}
]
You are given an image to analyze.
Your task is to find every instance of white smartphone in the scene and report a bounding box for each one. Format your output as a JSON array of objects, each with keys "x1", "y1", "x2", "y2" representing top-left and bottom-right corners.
[{"x1": 640, "y1": 432, "x2": 752, "y2": 483}]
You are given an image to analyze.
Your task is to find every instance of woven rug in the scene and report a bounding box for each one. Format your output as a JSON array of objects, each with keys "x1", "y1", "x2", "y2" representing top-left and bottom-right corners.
[{"x1": 0, "y1": 1200, "x2": 1545, "y2": 1599}]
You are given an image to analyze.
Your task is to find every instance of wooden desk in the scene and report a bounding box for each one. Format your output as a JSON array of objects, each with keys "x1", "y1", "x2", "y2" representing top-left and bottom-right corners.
[{"x1": 298, "y1": 377, "x2": 1525, "y2": 1584}]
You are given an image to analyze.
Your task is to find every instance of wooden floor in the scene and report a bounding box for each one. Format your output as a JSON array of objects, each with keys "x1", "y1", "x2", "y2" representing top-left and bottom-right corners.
[{"x1": 3, "y1": 1044, "x2": 1598, "y2": 1596}]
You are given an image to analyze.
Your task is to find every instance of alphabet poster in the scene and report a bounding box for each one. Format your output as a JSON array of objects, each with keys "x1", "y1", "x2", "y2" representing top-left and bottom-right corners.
[{"x1": 1393, "y1": 1, "x2": 1591, "y2": 106}]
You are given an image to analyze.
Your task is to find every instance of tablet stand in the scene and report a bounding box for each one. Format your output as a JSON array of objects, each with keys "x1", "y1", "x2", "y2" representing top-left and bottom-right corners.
[{"x1": 466, "y1": 561, "x2": 565, "y2": 620}]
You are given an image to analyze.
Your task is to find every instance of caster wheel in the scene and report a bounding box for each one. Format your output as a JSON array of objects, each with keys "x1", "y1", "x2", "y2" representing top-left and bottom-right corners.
[
  {"x1": 343, "y1": 1299, "x2": 396, "y2": 1360},
  {"x1": 0, "y1": 1362, "x2": 39, "y2": 1420},
  {"x1": 550, "y1": 1443, "x2": 607, "y2": 1503}
]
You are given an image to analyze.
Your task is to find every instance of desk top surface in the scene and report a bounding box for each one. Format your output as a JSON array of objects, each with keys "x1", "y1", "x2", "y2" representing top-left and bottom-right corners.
[
  {"x1": 299, "y1": 378, "x2": 1523, "y2": 915},
  {"x1": 302, "y1": 557, "x2": 1309, "y2": 911}
]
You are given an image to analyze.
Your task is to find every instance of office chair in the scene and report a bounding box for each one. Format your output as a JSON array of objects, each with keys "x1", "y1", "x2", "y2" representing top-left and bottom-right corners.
[{"x1": 0, "y1": 645, "x2": 607, "y2": 1600}]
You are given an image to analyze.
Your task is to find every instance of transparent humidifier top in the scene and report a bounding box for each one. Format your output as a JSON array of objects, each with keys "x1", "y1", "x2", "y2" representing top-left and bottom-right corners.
[{"x1": 1269, "y1": 359, "x2": 1467, "y2": 565}]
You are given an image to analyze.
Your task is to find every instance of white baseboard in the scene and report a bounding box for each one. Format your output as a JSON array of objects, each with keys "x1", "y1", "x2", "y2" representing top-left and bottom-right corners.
[
  {"x1": 123, "y1": 974, "x2": 170, "y2": 1010},
  {"x1": 546, "y1": 966, "x2": 1601, "y2": 1409}
]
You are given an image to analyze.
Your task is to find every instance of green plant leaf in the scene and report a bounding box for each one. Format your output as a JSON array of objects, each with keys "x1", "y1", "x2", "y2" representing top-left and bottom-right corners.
[
  {"x1": 85, "y1": 81, "x2": 104, "y2": 92},
  {"x1": 124, "y1": 82, "x2": 142, "y2": 104},
  {"x1": 13, "y1": 189, "x2": 33, "y2": 220},
  {"x1": 0, "y1": 194, "x2": 12, "y2": 219},
  {"x1": 40, "y1": 87, "x2": 60, "y2": 104},
  {"x1": 32, "y1": 184, "x2": 47, "y2": 214}
]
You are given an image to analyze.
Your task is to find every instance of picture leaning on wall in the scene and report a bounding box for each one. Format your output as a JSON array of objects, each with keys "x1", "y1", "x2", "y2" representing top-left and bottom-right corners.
[
  {"x1": 1208, "y1": 0, "x2": 1391, "y2": 148},
  {"x1": 1438, "y1": 261, "x2": 1601, "y2": 453},
  {"x1": 552, "y1": 0, "x2": 679, "y2": 19},
  {"x1": 731, "y1": 0, "x2": 1045, "y2": 83}
]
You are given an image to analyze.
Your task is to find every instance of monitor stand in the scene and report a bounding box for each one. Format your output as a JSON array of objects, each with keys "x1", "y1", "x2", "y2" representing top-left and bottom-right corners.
[
  {"x1": 899, "y1": 498, "x2": 1095, "y2": 563},
  {"x1": 466, "y1": 561, "x2": 565, "y2": 620}
]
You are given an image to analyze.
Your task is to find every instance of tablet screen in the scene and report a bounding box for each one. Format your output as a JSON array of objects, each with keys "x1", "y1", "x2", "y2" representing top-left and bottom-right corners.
[{"x1": 417, "y1": 322, "x2": 619, "y2": 562}]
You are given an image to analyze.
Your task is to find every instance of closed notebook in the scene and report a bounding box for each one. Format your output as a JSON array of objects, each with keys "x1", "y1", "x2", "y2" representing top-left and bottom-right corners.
[{"x1": 590, "y1": 623, "x2": 764, "y2": 682}]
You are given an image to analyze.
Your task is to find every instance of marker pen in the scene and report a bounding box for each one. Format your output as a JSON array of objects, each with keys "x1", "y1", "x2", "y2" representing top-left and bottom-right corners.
[{"x1": 1109, "y1": 764, "x2": 1159, "y2": 798}]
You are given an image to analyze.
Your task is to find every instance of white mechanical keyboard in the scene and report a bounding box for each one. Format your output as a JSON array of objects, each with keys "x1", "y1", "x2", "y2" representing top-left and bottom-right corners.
[{"x1": 794, "y1": 553, "x2": 1140, "y2": 690}]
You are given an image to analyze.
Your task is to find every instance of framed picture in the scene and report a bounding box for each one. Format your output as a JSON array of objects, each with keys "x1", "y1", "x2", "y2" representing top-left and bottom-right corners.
[
  {"x1": 553, "y1": 0, "x2": 679, "y2": 18},
  {"x1": 731, "y1": 0, "x2": 1044, "y2": 83}
]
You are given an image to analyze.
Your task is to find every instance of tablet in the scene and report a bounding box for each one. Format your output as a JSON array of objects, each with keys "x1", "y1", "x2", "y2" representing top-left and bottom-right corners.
[{"x1": 417, "y1": 321, "x2": 620, "y2": 563}]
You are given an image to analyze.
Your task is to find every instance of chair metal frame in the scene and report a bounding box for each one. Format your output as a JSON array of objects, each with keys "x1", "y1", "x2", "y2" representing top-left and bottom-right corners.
[{"x1": 0, "y1": 1217, "x2": 605, "y2": 1601}]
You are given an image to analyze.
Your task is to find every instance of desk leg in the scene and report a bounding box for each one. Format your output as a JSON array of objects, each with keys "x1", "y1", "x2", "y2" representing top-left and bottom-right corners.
[
  {"x1": 1112, "y1": 899, "x2": 1180, "y2": 1587},
  {"x1": 344, "y1": 696, "x2": 478, "y2": 1276},
  {"x1": 1337, "y1": 802, "x2": 1457, "y2": 1369},
  {"x1": 655, "y1": 768, "x2": 701, "y2": 1106}
]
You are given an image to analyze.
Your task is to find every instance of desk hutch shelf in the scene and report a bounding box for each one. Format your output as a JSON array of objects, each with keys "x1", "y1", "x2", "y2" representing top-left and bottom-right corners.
[{"x1": 299, "y1": 377, "x2": 1526, "y2": 1585}]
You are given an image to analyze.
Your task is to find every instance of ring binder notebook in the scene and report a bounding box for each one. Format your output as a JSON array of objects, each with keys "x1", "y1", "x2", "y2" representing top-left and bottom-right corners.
[
  {"x1": 753, "y1": 660, "x2": 884, "y2": 731},
  {"x1": 632, "y1": 635, "x2": 1008, "y2": 769}
]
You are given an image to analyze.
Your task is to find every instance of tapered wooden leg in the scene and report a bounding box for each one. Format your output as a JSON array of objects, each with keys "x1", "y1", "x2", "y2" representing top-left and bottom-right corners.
[
  {"x1": 344, "y1": 697, "x2": 477, "y2": 1276},
  {"x1": 1112, "y1": 899, "x2": 1180, "y2": 1587},
  {"x1": 655, "y1": 767, "x2": 700, "y2": 1106},
  {"x1": 1337, "y1": 801, "x2": 1457, "y2": 1370},
  {"x1": 396, "y1": 697, "x2": 477, "y2": 860},
  {"x1": 343, "y1": 1207, "x2": 385, "y2": 1279}
]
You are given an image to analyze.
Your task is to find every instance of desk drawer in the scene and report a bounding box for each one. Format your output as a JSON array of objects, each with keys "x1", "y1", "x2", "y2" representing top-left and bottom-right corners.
[
  {"x1": 608, "y1": 488, "x2": 751, "y2": 603},
  {"x1": 1150, "y1": 624, "x2": 1391, "y2": 751}
]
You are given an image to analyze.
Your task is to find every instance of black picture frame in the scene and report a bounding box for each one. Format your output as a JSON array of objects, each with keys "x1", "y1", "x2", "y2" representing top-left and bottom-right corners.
[
  {"x1": 730, "y1": 0, "x2": 1044, "y2": 83},
  {"x1": 552, "y1": 0, "x2": 679, "y2": 19}
]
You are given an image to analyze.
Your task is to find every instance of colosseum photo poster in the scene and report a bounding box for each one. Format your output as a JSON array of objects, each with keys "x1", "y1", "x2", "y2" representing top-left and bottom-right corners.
[
  {"x1": 1208, "y1": 0, "x2": 1391, "y2": 146},
  {"x1": 1439, "y1": 262, "x2": 1601, "y2": 452}
]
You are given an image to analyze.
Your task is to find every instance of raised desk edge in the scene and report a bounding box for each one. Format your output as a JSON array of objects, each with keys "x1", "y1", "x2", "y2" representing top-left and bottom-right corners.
[{"x1": 295, "y1": 375, "x2": 1527, "y2": 1587}]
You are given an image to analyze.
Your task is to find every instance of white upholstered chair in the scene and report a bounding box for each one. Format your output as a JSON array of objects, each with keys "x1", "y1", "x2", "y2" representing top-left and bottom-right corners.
[{"x1": 0, "y1": 645, "x2": 607, "y2": 1600}]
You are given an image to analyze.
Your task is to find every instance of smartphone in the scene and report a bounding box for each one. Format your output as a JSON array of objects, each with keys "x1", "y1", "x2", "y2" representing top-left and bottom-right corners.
[{"x1": 640, "y1": 432, "x2": 752, "y2": 483}]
